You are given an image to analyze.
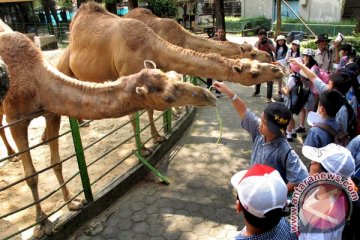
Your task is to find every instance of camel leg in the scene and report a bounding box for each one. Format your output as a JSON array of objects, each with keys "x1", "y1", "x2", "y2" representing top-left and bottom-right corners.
[
  {"x1": 129, "y1": 114, "x2": 153, "y2": 156},
  {"x1": 147, "y1": 109, "x2": 165, "y2": 143},
  {"x1": 44, "y1": 113, "x2": 86, "y2": 211},
  {"x1": 8, "y1": 118, "x2": 53, "y2": 238},
  {"x1": 0, "y1": 114, "x2": 19, "y2": 161}
]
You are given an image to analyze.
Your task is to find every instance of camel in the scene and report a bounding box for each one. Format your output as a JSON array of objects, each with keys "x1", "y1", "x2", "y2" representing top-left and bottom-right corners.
[
  {"x1": 125, "y1": 8, "x2": 271, "y2": 62},
  {"x1": 56, "y1": 2, "x2": 283, "y2": 154},
  {"x1": 0, "y1": 22, "x2": 216, "y2": 238}
]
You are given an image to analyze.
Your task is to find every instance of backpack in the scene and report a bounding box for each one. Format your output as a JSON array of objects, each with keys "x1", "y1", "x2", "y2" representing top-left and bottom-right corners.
[
  {"x1": 290, "y1": 74, "x2": 311, "y2": 115},
  {"x1": 315, "y1": 123, "x2": 351, "y2": 147},
  {"x1": 342, "y1": 98, "x2": 357, "y2": 139}
]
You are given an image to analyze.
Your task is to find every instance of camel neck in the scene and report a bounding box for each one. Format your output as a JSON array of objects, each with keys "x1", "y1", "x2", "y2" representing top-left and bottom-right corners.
[
  {"x1": 152, "y1": 37, "x2": 235, "y2": 82},
  {"x1": 39, "y1": 63, "x2": 143, "y2": 119}
]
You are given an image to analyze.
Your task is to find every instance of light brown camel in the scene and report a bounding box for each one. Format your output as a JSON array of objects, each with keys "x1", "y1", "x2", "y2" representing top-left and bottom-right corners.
[
  {"x1": 0, "y1": 22, "x2": 216, "y2": 238},
  {"x1": 56, "y1": 2, "x2": 283, "y2": 154},
  {"x1": 125, "y1": 8, "x2": 271, "y2": 62}
]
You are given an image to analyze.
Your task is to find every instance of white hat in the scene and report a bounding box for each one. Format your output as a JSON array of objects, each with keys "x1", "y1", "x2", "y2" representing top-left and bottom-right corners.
[
  {"x1": 231, "y1": 164, "x2": 287, "y2": 218},
  {"x1": 292, "y1": 39, "x2": 300, "y2": 45},
  {"x1": 302, "y1": 48, "x2": 315, "y2": 56},
  {"x1": 307, "y1": 111, "x2": 323, "y2": 126},
  {"x1": 276, "y1": 35, "x2": 286, "y2": 41},
  {"x1": 302, "y1": 143, "x2": 355, "y2": 178}
]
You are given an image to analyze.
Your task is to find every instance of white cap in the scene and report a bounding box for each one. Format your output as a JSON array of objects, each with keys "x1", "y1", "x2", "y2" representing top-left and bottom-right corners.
[
  {"x1": 276, "y1": 35, "x2": 286, "y2": 41},
  {"x1": 307, "y1": 111, "x2": 323, "y2": 126},
  {"x1": 302, "y1": 143, "x2": 355, "y2": 178},
  {"x1": 231, "y1": 164, "x2": 287, "y2": 218},
  {"x1": 292, "y1": 40, "x2": 300, "y2": 45},
  {"x1": 302, "y1": 48, "x2": 315, "y2": 56}
]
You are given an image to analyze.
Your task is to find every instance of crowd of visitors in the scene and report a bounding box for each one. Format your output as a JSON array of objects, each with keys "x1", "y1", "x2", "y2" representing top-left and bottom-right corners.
[{"x1": 211, "y1": 29, "x2": 360, "y2": 239}]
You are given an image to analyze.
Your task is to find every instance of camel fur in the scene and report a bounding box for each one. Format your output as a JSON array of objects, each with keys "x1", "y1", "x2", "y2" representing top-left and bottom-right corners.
[
  {"x1": 125, "y1": 8, "x2": 272, "y2": 62},
  {"x1": 0, "y1": 21, "x2": 216, "y2": 238},
  {"x1": 56, "y1": 2, "x2": 283, "y2": 153}
]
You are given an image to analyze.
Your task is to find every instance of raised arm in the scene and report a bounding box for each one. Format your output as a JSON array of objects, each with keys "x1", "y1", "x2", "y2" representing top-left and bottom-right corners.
[
  {"x1": 289, "y1": 58, "x2": 317, "y2": 82},
  {"x1": 213, "y1": 81, "x2": 247, "y2": 119}
]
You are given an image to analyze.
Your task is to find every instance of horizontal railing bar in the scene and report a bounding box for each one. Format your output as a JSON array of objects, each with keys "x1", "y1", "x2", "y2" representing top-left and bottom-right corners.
[
  {"x1": 0, "y1": 110, "x2": 45, "y2": 130},
  {"x1": 91, "y1": 151, "x2": 133, "y2": 186},
  {"x1": 86, "y1": 135, "x2": 134, "y2": 169}
]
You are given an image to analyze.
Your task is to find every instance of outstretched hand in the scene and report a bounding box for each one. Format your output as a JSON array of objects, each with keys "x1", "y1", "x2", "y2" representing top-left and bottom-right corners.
[
  {"x1": 289, "y1": 58, "x2": 302, "y2": 66},
  {"x1": 213, "y1": 81, "x2": 234, "y2": 98}
]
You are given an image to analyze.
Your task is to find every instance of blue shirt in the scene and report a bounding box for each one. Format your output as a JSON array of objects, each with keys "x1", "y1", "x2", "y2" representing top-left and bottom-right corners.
[
  {"x1": 314, "y1": 78, "x2": 349, "y2": 131},
  {"x1": 304, "y1": 118, "x2": 340, "y2": 148},
  {"x1": 235, "y1": 217, "x2": 297, "y2": 240},
  {"x1": 241, "y1": 110, "x2": 308, "y2": 184},
  {"x1": 347, "y1": 135, "x2": 360, "y2": 170}
]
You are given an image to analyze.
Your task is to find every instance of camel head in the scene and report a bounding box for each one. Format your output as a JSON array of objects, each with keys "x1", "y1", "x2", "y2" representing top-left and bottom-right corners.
[
  {"x1": 132, "y1": 69, "x2": 216, "y2": 110},
  {"x1": 238, "y1": 42, "x2": 272, "y2": 63},
  {"x1": 0, "y1": 57, "x2": 9, "y2": 102},
  {"x1": 232, "y1": 58, "x2": 284, "y2": 86}
]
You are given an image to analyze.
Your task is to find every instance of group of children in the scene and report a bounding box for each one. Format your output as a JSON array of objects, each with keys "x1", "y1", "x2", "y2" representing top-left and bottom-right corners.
[{"x1": 211, "y1": 32, "x2": 360, "y2": 239}]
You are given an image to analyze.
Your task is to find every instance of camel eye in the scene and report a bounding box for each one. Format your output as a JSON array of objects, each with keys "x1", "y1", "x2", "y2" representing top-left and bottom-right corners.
[{"x1": 251, "y1": 53, "x2": 256, "y2": 57}]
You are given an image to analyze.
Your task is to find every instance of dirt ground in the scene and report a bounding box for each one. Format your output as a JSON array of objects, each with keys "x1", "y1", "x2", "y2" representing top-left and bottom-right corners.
[{"x1": 0, "y1": 48, "x2": 179, "y2": 239}]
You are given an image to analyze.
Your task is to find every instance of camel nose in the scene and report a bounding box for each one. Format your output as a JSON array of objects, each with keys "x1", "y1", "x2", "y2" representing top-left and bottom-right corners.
[{"x1": 250, "y1": 70, "x2": 259, "y2": 78}]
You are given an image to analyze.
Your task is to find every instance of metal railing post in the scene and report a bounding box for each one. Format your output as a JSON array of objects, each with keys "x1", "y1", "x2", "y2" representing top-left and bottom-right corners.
[
  {"x1": 69, "y1": 118, "x2": 93, "y2": 202},
  {"x1": 134, "y1": 112, "x2": 142, "y2": 155},
  {"x1": 163, "y1": 109, "x2": 172, "y2": 134}
]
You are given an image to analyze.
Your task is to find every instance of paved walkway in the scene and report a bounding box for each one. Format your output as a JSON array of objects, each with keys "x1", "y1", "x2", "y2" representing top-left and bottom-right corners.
[{"x1": 69, "y1": 80, "x2": 307, "y2": 240}]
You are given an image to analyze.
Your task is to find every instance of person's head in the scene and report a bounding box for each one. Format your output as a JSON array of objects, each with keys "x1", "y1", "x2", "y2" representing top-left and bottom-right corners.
[
  {"x1": 258, "y1": 29, "x2": 267, "y2": 41},
  {"x1": 339, "y1": 43, "x2": 352, "y2": 57},
  {"x1": 231, "y1": 164, "x2": 287, "y2": 231},
  {"x1": 291, "y1": 40, "x2": 300, "y2": 50},
  {"x1": 275, "y1": 35, "x2": 286, "y2": 46},
  {"x1": 302, "y1": 48, "x2": 317, "y2": 68},
  {"x1": 302, "y1": 143, "x2": 355, "y2": 177},
  {"x1": 316, "y1": 34, "x2": 330, "y2": 51},
  {"x1": 216, "y1": 28, "x2": 225, "y2": 40},
  {"x1": 328, "y1": 72, "x2": 353, "y2": 95},
  {"x1": 318, "y1": 90, "x2": 342, "y2": 118},
  {"x1": 260, "y1": 103, "x2": 291, "y2": 138}
]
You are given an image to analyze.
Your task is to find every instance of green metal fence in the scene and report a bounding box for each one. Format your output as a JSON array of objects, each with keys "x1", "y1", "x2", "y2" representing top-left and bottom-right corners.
[{"x1": 0, "y1": 75, "x2": 200, "y2": 239}]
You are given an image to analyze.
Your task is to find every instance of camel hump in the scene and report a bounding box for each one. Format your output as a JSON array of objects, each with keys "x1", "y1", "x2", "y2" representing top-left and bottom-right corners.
[
  {"x1": 78, "y1": 1, "x2": 108, "y2": 14},
  {"x1": 126, "y1": 7, "x2": 154, "y2": 17},
  {"x1": 0, "y1": 57, "x2": 10, "y2": 103}
]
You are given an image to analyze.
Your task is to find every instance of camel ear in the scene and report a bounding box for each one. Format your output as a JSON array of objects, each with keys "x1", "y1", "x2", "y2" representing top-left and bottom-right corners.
[
  {"x1": 232, "y1": 65, "x2": 243, "y2": 73},
  {"x1": 144, "y1": 60, "x2": 157, "y2": 69},
  {"x1": 239, "y1": 46, "x2": 244, "y2": 53},
  {"x1": 136, "y1": 86, "x2": 148, "y2": 95}
]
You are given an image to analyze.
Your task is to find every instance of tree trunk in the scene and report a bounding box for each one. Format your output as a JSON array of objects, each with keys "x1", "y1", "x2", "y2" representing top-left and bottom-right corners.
[
  {"x1": 213, "y1": 0, "x2": 225, "y2": 31},
  {"x1": 42, "y1": 0, "x2": 61, "y2": 35},
  {"x1": 356, "y1": 17, "x2": 360, "y2": 34},
  {"x1": 128, "y1": 0, "x2": 138, "y2": 10},
  {"x1": 275, "y1": 0, "x2": 281, "y2": 38}
]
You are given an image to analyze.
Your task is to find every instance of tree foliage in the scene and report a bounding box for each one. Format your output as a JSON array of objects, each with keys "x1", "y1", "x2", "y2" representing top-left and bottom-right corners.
[{"x1": 147, "y1": 0, "x2": 177, "y2": 18}]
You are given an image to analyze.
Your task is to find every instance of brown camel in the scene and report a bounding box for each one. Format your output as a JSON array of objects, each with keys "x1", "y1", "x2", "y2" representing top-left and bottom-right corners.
[
  {"x1": 125, "y1": 7, "x2": 271, "y2": 62},
  {"x1": 56, "y1": 2, "x2": 283, "y2": 153},
  {"x1": 0, "y1": 22, "x2": 216, "y2": 238}
]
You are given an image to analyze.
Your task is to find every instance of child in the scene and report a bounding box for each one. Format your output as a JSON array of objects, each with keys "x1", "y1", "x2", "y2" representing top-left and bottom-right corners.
[
  {"x1": 282, "y1": 58, "x2": 304, "y2": 141},
  {"x1": 275, "y1": 35, "x2": 288, "y2": 102}
]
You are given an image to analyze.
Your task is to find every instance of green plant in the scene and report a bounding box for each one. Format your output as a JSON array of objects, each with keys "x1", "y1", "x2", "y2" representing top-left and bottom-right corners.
[
  {"x1": 147, "y1": 0, "x2": 177, "y2": 18},
  {"x1": 300, "y1": 36, "x2": 360, "y2": 54}
]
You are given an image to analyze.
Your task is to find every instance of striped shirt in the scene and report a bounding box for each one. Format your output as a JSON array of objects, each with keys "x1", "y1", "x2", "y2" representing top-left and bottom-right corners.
[{"x1": 241, "y1": 110, "x2": 308, "y2": 184}]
